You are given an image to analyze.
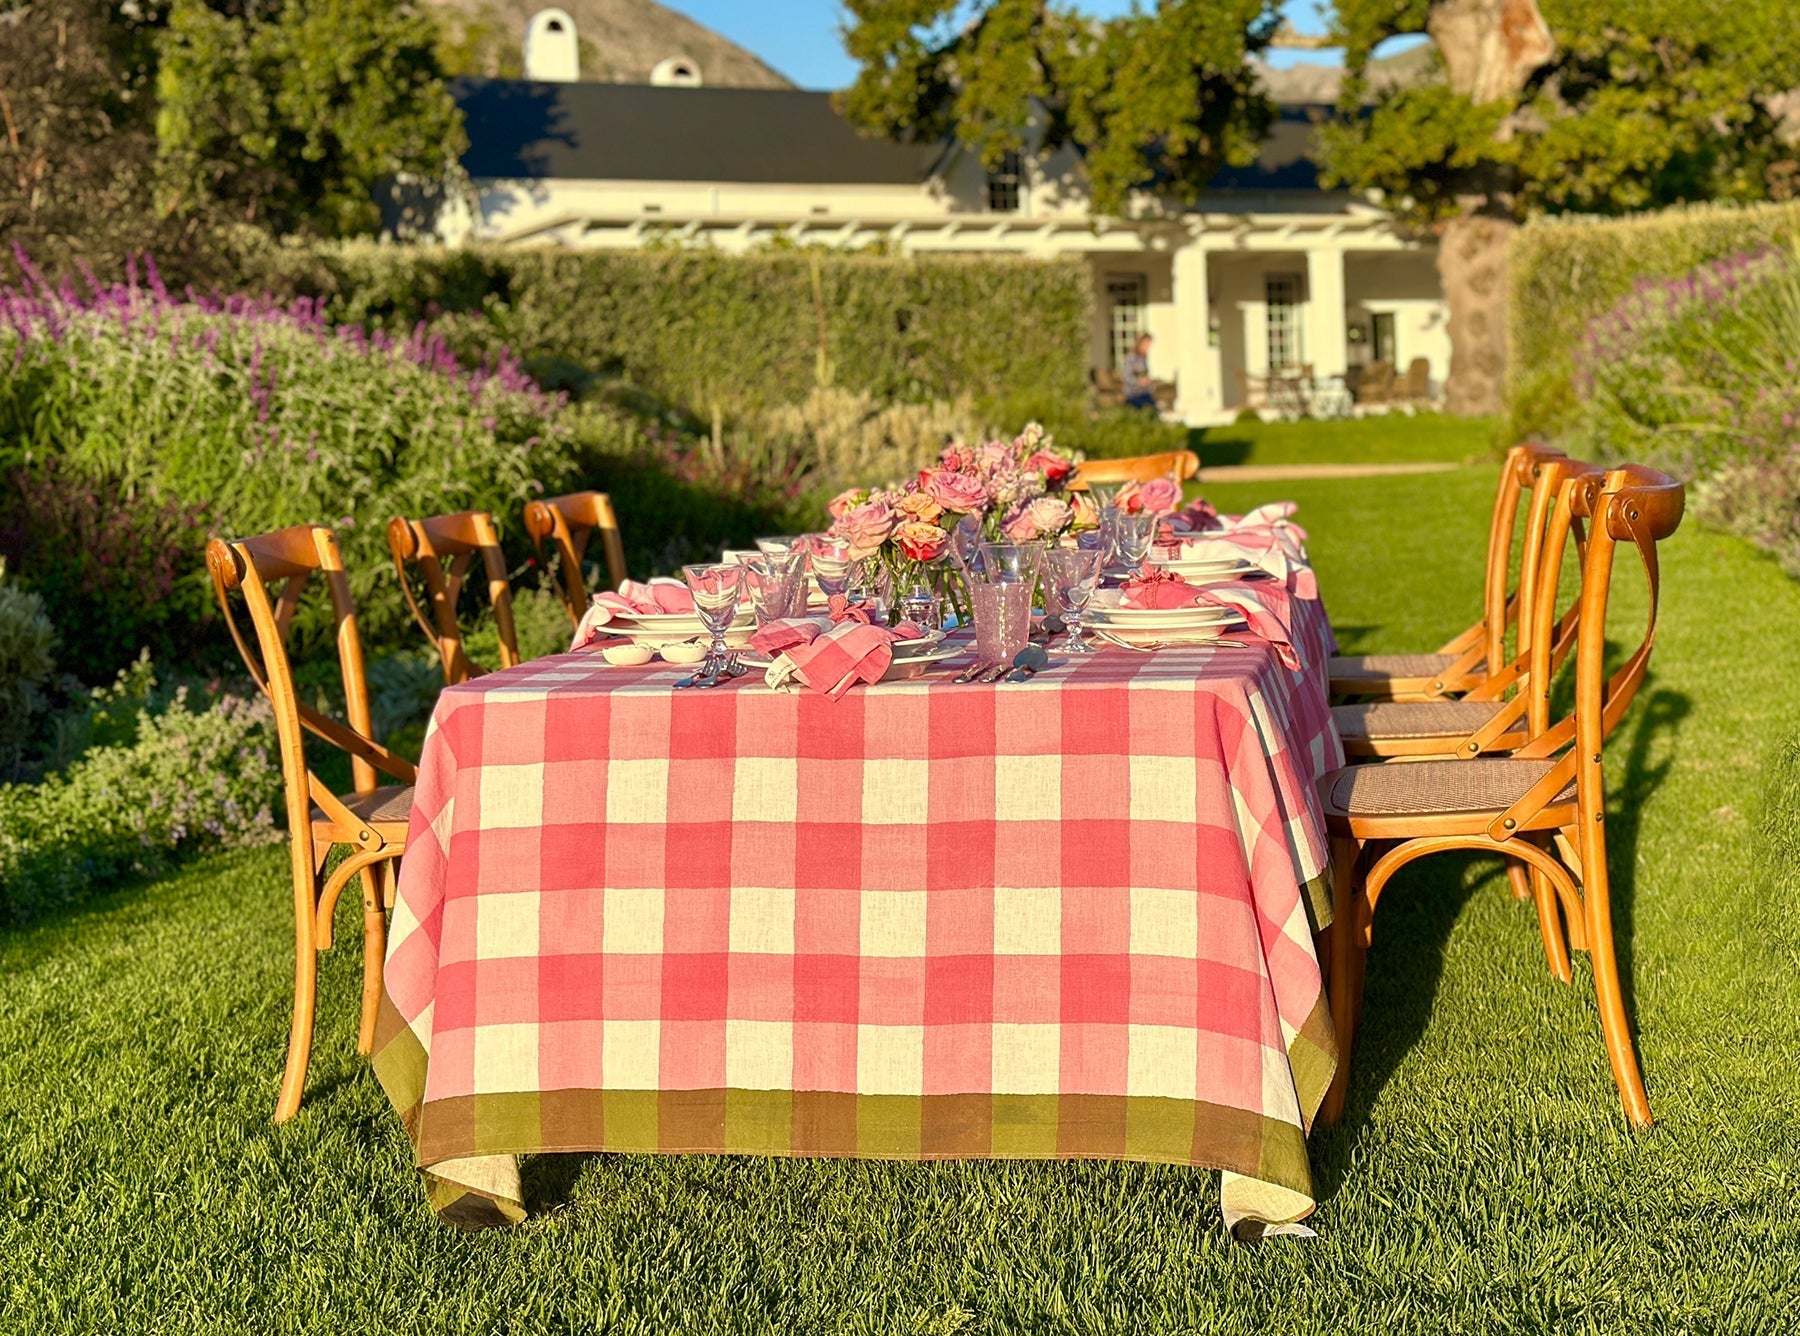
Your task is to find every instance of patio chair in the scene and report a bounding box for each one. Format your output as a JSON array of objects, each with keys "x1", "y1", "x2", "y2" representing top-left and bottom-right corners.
[
  {"x1": 523, "y1": 490, "x2": 629, "y2": 625},
  {"x1": 1354, "y1": 360, "x2": 1394, "y2": 407},
  {"x1": 206, "y1": 525, "x2": 418, "y2": 1123},
  {"x1": 1394, "y1": 357, "x2": 1432, "y2": 406},
  {"x1": 386, "y1": 509, "x2": 520, "y2": 686},
  {"x1": 1316, "y1": 465, "x2": 1683, "y2": 1129},
  {"x1": 1068, "y1": 449, "x2": 1201, "y2": 490},
  {"x1": 1328, "y1": 442, "x2": 1566, "y2": 701},
  {"x1": 1332, "y1": 455, "x2": 1604, "y2": 759},
  {"x1": 1090, "y1": 367, "x2": 1126, "y2": 410}
]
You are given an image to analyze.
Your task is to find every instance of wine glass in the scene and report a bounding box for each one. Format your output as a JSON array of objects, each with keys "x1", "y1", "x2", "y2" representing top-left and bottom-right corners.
[
  {"x1": 809, "y1": 536, "x2": 856, "y2": 601},
  {"x1": 754, "y1": 535, "x2": 803, "y2": 557},
  {"x1": 1045, "y1": 546, "x2": 1103, "y2": 654},
  {"x1": 680, "y1": 562, "x2": 745, "y2": 683},
  {"x1": 744, "y1": 557, "x2": 801, "y2": 628},
  {"x1": 1113, "y1": 511, "x2": 1159, "y2": 571}
]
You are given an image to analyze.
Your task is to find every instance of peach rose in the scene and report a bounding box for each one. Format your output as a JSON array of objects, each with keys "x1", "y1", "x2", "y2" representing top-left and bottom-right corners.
[
  {"x1": 1069, "y1": 491, "x2": 1101, "y2": 531},
  {"x1": 897, "y1": 489, "x2": 944, "y2": 525},
  {"x1": 923, "y1": 468, "x2": 989, "y2": 515},
  {"x1": 894, "y1": 520, "x2": 949, "y2": 563},
  {"x1": 827, "y1": 488, "x2": 866, "y2": 520}
]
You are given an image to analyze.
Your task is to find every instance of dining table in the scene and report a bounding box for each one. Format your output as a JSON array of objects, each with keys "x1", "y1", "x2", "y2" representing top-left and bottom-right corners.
[{"x1": 372, "y1": 566, "x2": 1345, "y2": 1236}]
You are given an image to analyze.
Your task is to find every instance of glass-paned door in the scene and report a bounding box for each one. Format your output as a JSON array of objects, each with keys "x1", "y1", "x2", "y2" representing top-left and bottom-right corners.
[
  {"x1": 1107, "y1": 273, "x2": 1147, "y2": 369},
  {"x1": 1371, "y1": 311, "x2": 1397, "y2": 366},
  {"x1": 1265, "y1": 273, "x2": 1305, "y2": 371}
]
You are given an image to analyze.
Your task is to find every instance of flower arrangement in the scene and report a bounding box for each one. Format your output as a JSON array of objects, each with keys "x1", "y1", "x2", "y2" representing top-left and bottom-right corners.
[{"x1": 824, "y1": 422, "x2": 1087, "y2": 574}]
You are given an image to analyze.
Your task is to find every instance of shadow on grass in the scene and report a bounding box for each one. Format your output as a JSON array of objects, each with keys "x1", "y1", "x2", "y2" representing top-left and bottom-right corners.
[
  {"x1": 1602, "y1": 686, "x2": 1690, "y2": 1027},
  {"x1": 1310, "y1": 681, "x2": 1689, "y2": 1199}
]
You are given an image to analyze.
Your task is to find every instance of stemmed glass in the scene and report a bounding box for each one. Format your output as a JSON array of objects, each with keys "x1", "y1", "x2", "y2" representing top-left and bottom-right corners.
[
  {"x1": 743, "y1": 556, "x2": 803, "y2": 627},
  {"x1": 1113, "y1": 511, "x2": 1159, "y2": 572},
  {"x1": 853, "y1": 557, "x2": 893, "y2": 622},
  {"x1": 1044, "y1": 547, "x2": 1103, "y2": 654},
  {"x1": 809, "y1": 536, "x2": 856, "y2": 602},
  {"x1": 680, "y1": 562, "x2": 746, "y2": 684}
]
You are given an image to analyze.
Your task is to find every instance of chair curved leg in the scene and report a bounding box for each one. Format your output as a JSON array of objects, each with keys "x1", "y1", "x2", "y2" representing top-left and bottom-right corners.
[
  {"x1": 357, "y1": 866, "x2": 388, "y2": 1056},
  {"x1": 1584, "y1": 868, "x2": 1653, "y2": 1127},
  {"x1": 275, "y1": 876, "x2": 320, "y2": 1124}
]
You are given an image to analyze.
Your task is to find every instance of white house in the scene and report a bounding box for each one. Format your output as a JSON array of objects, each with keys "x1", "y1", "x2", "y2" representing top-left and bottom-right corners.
[{"x1": 428, "y1": 15, "x2": 1450, "y2": 426}]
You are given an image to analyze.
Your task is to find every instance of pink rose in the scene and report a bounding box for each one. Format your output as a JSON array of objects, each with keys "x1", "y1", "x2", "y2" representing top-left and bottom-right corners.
[
  {"x1": 1136, "y1": 476, "x2": 1182, "y2": 516},
  {"x1": 827, "y1": 488, "x2": 866, "y2": 520},
  {"x1": 1001, "y1": 497, "x2": 1069, "y2": 543},
  {"x1": 924, "y1": 468, "x2": 989, "y2": 515},
  {"x1": 894, "y1": 520, "x2": 949, "y2": 563},
  {"x1": 834, "y1": 498, "x2": 898, "y2": 559}
]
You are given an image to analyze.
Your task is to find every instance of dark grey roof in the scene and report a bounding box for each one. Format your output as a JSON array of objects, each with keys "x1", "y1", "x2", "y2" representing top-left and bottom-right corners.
[
  {"x1": 1206, "y1": 105, "x2": 1328, "y2": 193},
  {"x1": 453, "y1": 78, "x2": 1331, "y2": 196},
  {"x1": 454, "y1": 79, "x2": 942, "y2": 184}
]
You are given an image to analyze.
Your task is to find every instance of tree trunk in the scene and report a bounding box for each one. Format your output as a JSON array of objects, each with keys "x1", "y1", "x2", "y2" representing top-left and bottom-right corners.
[{"x1": 1436, "y1": 214, "x2": 1515, "y2": 419}]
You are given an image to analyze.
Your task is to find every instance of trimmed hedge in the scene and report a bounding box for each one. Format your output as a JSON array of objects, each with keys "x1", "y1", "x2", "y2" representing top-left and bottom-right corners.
[
  {"x1": 1508, "y1": 202, "x2": 1800, "y2": 441},
  {"x1": 238, "y1": 243, "x2": 1094, "y2": 419}
]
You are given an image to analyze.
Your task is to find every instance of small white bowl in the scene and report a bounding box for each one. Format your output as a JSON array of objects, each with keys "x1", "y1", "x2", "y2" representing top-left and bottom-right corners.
[
  {"x1": 659, "y1": 642, "x2": 708, "y2": 665},
  {"x1": 602, "y1": 644, "x2": 655, "y2": 666}
]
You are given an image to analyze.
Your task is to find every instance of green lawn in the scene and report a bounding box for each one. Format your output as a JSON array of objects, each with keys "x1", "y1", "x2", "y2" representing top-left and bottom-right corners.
[
  {"x1": 4, "y1": 464, "x2": 1799, "y2": 1333},
  {"x1": 1191, "y1": 414, "x2": 1501, "y2": 469}
]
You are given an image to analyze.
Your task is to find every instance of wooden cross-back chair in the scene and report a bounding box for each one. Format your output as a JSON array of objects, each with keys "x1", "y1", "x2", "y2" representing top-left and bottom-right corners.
[
  {"x1": 206, "y1": 525, "x2": 418, "y2": 1124},
  {"x1": 1332, "y1": 454, "x2": 1605, "y2": 760},
  {"x1": 1068, "y1": 449, "x2": 1200, "y2": 490},
  {"x1": 522, "y1": 490, "x2": 629, "y2": 626},
  {"x1": 386, "y1": 510, "x2": 520, "y2": 686},
  {"x1": 1329, "y1": 442, "x2": 1567, "y2": 701},
  {"x1": 1316, "y1": 464, "x2": 1683, "y2": 1130}
]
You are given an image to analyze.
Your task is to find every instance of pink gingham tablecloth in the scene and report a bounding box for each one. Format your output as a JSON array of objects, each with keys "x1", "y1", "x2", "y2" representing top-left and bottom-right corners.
[{"x1": 374, "y1": 597, "x2": 1343, "y2": 1231}]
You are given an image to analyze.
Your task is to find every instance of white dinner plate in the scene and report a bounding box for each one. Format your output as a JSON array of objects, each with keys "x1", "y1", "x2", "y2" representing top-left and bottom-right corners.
[
  {"x1": 1087, "y1": 601, "x2": 1244, "y2": 629},
  {"x1": 1095, "y1": 619, "x2": 1244, "y2": 648}
]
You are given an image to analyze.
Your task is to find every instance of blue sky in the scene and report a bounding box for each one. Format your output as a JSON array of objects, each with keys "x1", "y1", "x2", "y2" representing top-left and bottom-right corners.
[{"x1": 668, "y1": 1, "x2": 1342, "y2": 91}]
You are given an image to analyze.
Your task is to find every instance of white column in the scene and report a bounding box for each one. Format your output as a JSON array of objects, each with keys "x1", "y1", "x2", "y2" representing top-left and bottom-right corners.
[
  {"x1": 1173, "y1": 243, "x2": 1219, "y2": 423},
  {"x1": 1305, "y1": 247, "x2": 1347, "y2": 379}
]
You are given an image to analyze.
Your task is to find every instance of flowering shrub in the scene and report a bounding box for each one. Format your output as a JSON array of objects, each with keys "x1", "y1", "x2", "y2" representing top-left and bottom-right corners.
[
  {"x1": 0, "y1": 671, "x2": 283, "y2": 924},
  {"x1": 0, "y1": 458, "x2": 211, "y2": 675},
  {"x1": 1567, "y1": 243, "x2": 1800, "y2": 574},
  {"x1": 0, "y1": 251, "x2": 576, "y2": 670}
]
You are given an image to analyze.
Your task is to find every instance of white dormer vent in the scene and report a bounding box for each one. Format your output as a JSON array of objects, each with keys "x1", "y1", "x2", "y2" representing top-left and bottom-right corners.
[
  {"x1": 650, "y1": 56, "x2": 703, "y2": 88},
  {"x1": 524, "y1": 8, "x2": 579, "y2": 82}
]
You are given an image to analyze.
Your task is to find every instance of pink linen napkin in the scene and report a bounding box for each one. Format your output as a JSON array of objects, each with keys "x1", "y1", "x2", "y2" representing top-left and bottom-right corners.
[
  {"x1": 570, "y1": 578, "x2": 696, "y2": 650},
  {"x1": 759, "y1": 618, "x2": 925, "y2": 698},
  {"x1": 1172, "y1": 527, "x2": 1315, "y2": 599},
  {"x1": 1118, "y1": 570, "x2": 1302, "y2": 670}
]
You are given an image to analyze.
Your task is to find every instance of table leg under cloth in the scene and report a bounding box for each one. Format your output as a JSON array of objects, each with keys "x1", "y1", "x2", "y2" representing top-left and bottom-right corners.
[{"x1": 373, "y1": 600, "x2": 1344, "y2": 1235}]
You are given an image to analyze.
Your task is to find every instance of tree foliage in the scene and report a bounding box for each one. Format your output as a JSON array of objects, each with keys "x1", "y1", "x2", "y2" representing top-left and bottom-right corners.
[
  {"x1": 154, "y1": 0, "x2": 468, "y2": 237},
  {"x1": 0, "y1": 1, "x2": 185, "y2": 276},
  {"x1": 1320, "y1": 0, "x2": 1800, "y2": 225},
  {"x1": 837, "y1": 0, "x2": 1278, "y2": 216}
]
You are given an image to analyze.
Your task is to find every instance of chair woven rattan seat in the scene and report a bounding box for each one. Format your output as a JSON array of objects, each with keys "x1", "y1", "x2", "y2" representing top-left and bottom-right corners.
[
  {"x1": 317, "y1": 785, "x2": 415, "y2": 828},
  {"x1": 1329, "y1": 758, "x2": 1573, "y2": 817},
  {"x1": 1329, "y1": 652, "x2": 1458, "y2": 682},
  {"x1": 1333, "y1": 700, "x2": 1505, "y2": 741}
]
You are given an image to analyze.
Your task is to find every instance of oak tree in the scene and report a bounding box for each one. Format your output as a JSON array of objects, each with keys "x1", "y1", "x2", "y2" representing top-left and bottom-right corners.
[
  {"x1": 1320, "y1": 0, "x2": 1800, "y2": 413},
  {"x1": 838, "y1": 0, "x2": 1279, "y2": 217}
]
